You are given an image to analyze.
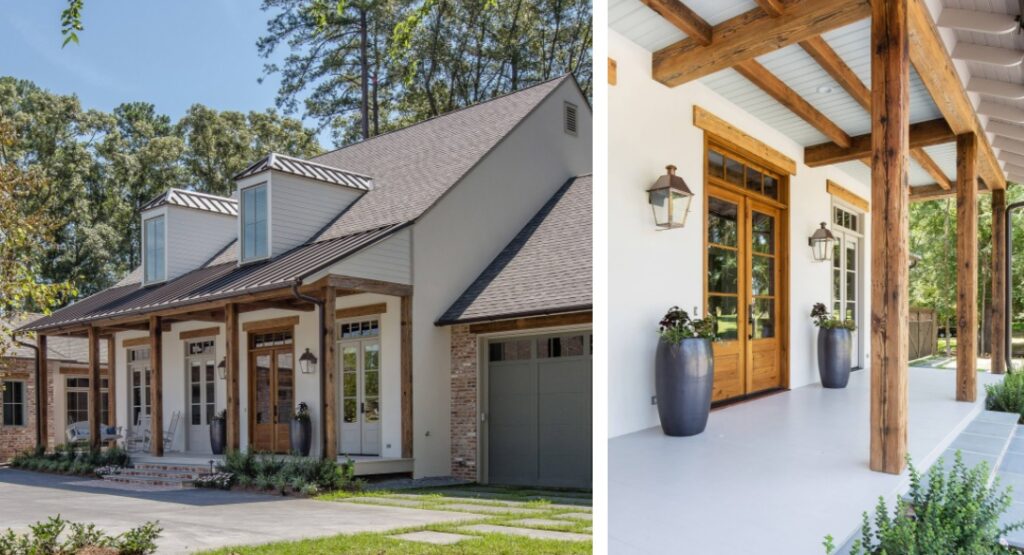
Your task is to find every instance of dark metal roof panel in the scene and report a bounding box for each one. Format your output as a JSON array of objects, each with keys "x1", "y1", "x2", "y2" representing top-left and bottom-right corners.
[
  {"x1": 140, "y1": 189, "x2": 238, "y2": 216},
  {"x1": 234, "y1": 153, "x2": 373, "y2": 191}
]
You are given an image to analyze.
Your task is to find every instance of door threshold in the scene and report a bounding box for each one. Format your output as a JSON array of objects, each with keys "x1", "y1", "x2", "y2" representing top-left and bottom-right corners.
[{"x1": 711, "y1": 388, "x2": 787, "y2": 411}]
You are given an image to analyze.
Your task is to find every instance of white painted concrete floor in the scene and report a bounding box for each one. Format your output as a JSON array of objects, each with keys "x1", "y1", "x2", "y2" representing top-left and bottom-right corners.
[{"x1": 608, "y1": 367, "x2": 1004, "y2": 554}]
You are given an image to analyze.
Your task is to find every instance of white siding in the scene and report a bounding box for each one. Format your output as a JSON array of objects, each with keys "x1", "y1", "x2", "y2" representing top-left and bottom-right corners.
[
  {"x1": 410, "y1": 78, "x2": 592, "y2": 477},
  {"x1": 165, "y1": 206, "x2": 236, "y2": 278},
  {"x1": 306, "y1": 228, "x2": 412, "y2": 285},
  {"x1": 269, "y1": 173, "x2": 364, "y2": 257}
]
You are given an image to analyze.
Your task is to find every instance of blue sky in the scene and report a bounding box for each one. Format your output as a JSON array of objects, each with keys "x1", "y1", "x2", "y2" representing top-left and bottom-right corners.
[{"x1": 0, "y1": 1, "x2": 325, "y2": 140}]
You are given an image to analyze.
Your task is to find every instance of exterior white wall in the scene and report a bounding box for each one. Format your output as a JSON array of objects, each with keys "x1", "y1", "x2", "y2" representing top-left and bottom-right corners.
[
  {"x1": 608, "y1": 30, "x2": 873, "y2": 438},
  {"x1": 165, "y1": 206, "x2": 236, "y2": 278},
  {"x1": 411, "y1": 78, "x2": 593, "y2": 477},
  {"x1": 306, "y1": 229, "x2": 412, "y2": 285},
  {"x1": 270, "y1": 173, "x2": 364, "y2": 257}
]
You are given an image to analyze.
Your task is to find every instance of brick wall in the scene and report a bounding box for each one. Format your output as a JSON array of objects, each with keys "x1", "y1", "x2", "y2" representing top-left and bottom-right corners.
[
  {"x1": 450, "y1": 325, "x2": 479, "y2": 480},
  {"x1": 0, "y1": 358, "x2": 36, "y2": 461}
]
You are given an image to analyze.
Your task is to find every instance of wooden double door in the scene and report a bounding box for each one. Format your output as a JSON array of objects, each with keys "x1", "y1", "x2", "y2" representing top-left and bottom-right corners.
[
  {"x1": 250, "y1": 345, "x2": 294, "y2": 453},
  {"x1": 706, "y1": 184, "x2": 785, "y2": 402}
]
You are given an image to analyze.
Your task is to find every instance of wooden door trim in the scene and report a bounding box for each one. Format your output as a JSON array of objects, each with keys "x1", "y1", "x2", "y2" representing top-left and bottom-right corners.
[{"x1": 247, "y1": 342, "x2": 296, "y2": 454}]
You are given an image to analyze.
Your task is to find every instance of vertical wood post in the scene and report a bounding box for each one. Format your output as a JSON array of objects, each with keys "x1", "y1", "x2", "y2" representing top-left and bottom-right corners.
[
  {"x1": 106, "y1": 336, "x2": 116, "y2": 429},
  {"x1": 323, "y1": 287, "x2": 337, "y2": 460},
  {"x1": 869, "y1": 0, "x2": 910, "y2": 475},
  {"x1": 957, "y1": 133, "x2": 979, "y2": 400},
  {"x1": 225, "y1": 303, "x2": 240, "y2": 452},
  {"x1": 149, "y1": 315, "x2": 164, "y2": 456},
  {"x1": 88, "y1": 327, "x2": 101, "y2": 451},
  {"x1": 401, "y1": 295, "x2": 413, "y2": 459},
  {"x1": 992, "y1": 188, "x2": 1007, "y2": 374},
  {"x1": 37, "y1": 334, "x2": 48, "y2": 451}
]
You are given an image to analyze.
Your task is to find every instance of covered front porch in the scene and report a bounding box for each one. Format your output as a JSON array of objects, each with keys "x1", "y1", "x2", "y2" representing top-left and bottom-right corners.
[{"x1": 609, "y1": 367, "x2": 1007, "y2": 553}]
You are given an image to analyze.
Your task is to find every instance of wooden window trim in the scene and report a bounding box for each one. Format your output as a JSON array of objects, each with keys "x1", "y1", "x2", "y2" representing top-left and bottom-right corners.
[
  {"x1": 694, "y1": 106, "x2": 797, "y2": 176},
  {"x1": 468, "y1": 312, "x2": 592, "y2": 335},
  {"x1": 179, "y1": 326, "x2": 221, "y2": 340},
  {"x1": 706, "y1": 139, "x2": 789, "y2": 210},
  {"x1": 335, "y1": 303, "x2": 388, "y2": 320},
  {"x1": 826, "y1": 180, "x2": 870, "y2": 212},
  {"x1": 123, "y1": 336, "x2": 149, "y2": 348},
  {"x1": 242, "y1": 316, "x2": 300, "y2": 333}
]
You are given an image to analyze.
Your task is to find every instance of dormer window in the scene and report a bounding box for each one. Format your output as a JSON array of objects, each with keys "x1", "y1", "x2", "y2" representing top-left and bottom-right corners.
[
  {"x1": 143, "y1": 215, "x2": 166, "y2": 284},
  {"x1": 241, "y1": 183, "x2": 269, "y2": 262}
]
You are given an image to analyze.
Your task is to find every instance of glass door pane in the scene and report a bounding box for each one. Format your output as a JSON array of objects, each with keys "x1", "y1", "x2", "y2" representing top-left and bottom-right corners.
[
  {"x1": 254, "y1": 354, "x2": 272, "y2": 425},
  {"x1": 276, "y1": 352, "x2": 294, "y2": 424},
  {"x1": 751, "y1": 210, "x2": 775, "y2": 339},
  {"x1": 342, "y1": 346, "x2": 358, "y2": 424},
  {"x1": 708, "y1": 196, "x2": 740, "y2": 340},
  {"x1": 363, "y1": 343, "x2": 380, "y2": 423}
]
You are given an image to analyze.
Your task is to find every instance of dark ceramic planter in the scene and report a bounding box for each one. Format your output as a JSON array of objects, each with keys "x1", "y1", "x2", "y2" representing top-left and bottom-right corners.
[
  {"x1": 290, "y1": 418, "x2": 312, "y2": 456},
  {"x1": 655, "y1": 337, "x2": 714, "y2": 437},
  {"x1": 210, "y1": 419, "x2": 226, "y2": 455},
  {"x1": 817, "y1": 327, "x2": 852, "y2": 388}
]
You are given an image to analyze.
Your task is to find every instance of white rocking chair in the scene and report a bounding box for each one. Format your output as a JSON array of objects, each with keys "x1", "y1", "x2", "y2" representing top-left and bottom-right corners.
[
  {"x1": 144, "y1": 411, "x2": 181, "y2": 452},
  {"x1": 125, "y1": 414, "x2": 151, "y2": 452}
]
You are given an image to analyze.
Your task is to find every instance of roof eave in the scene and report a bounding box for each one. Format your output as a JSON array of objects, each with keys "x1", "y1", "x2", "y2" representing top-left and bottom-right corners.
[{"x1": 434, "y1": 304, "x2": 593, "y2": 327}]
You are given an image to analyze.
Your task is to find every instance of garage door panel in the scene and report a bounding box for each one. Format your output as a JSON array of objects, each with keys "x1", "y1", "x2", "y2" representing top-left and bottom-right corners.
[
  {"x1": 488, "y1": 362, "x2": 538, "y2": 485},
  {"x1": 539, "y1": 358, "x2": 592, "y2": 487}
]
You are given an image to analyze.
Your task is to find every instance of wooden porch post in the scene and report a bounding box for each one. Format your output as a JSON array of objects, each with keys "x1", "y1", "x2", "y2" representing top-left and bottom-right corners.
[
  {"x1": 956, "y1": 133, "x2": 979, "y2": 401},
  {"x1": 401, "y1": 295, "x2": 413, "y2": 459},
  {"x1": 323, "y1": 286, "x2": 337, "y2": 460},
  {"x1": 869, "y1": 0, "x2": 910, "y2": 475},
  {"x1": 37, "y1": 334, "x2": 48, "y2": 451},
  {"x1": 107, "y1": 336, "x2": 116, "y2": 429},
  {"x1": 992, "y1": 188, "x2": 1007, "y2": 374},
  {"x1": 225, "y1": 303, "x2": 240, "y2": 452},
  {"x1": 149, "y1": 315, "x2": 164, "y2": 456},
  {"x1": 88, "y1": 327, "x2": 101, "y2": 451}
]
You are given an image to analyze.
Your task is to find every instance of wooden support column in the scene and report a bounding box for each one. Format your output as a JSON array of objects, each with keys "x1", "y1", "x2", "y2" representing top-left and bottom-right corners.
[
  {"x1": 957, "y1": 133, "x2": 979, "y2": 400},
  {"x1": 401, "y1": 295, "x2": 413, "y2": 459},
  {"x1": 992, "y1": 188, "x2": 1008, "y2": 374},
  {"x1": 106, "y1": 336, "x2": 116, "y2": 429},
  {"x1": 225, "y1": 303, "x2": 240, "y2": 451},
  {"x1": 323, "y1": 286, "x2": 338, "y2": 460},
  {"x1": 37, "y1": 334, "x2": 48, "y2": 451},
  {"x1": 149, "y1": 315, "x2": 164, "y2": 456},
  {"x1": 88, "y1": 327, "x2": 101, "y2": 450},
  {"x1": 869, "y1": 0, "x2": 911, "y2": 475}
]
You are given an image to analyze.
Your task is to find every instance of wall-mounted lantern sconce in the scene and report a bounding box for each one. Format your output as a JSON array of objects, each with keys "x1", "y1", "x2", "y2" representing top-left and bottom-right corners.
[
  {"x1": 648, "y1": 164, "x2": 693, "y2": 230},
  {"x1": 217, "y1": 357, "x2": 227, "y2": 380},
  {"x1": 808, "y1": 222, "x2": 836, "y2": 262},
  {"x1": 299, "y1": 348, "x2": 318, "y2": 374}
]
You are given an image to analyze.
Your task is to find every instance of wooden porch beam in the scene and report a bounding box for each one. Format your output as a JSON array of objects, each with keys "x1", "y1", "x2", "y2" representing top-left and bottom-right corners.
[
  {"x1": 638, "y1": 0, "x2": 711, "y2": 46},
  {"x1": 992, "y1": 188, "x2": 1008, "y2": 374},
  {"x1": 733, "y1": 60, "x2": 851, "y2": 147},
  {"x1": 88, "y1": 327, "x2": 101, "y2": 451},
  {"x1": 909, "y1": 182, "x2": 989, "y2": 202},
  {"x1": 911, "y1": 149, "x2": 952, "y2": 190},
  {"x1": 754, "y1": 0, "x2": 784, "y2": 17},
  {"x1": 237, "y1": 300, "x2": 314, "y2": 313},
  {"x1": 225, "y1": 303, "x2": 240, "y2": 452},
  {"x1": 805, "y1": 118, "x2": 953, "y2": 166},
  {"x1": 37, "y1": 334, "x2": 48, "y2": 451},
  {"x1": 908, "y1": 0, "x2": 1005, "y2": 190},
  {"x1": 106, "y1": 336, "x2": 116, "y2": 430},
  {"x1": 652, "y1": 0, "x2": 870, "y2": 87},
  {"x1": 149, "y1": 315, "x2": 164, "y2": 456},
  {"x1": 323, "y1": 286, "x2": 338, "y2": 460},
  {"x1": 401, "y1": 295, "x2": 413, "y2": 459},
  {"x1": 956, "y1": 133, "x2": 979, "y2": 401},
  {"x1": 326, "y1": 275, "x2": 413, "y2": 297},
  {"x1": 869, "y1": 0, "x2": 910, "y2": 475}
]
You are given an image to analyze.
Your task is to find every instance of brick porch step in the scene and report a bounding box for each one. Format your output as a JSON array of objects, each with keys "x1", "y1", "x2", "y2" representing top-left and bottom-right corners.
[{"x1": 100, "y1": 462, "x2": 214, "y2": 489}]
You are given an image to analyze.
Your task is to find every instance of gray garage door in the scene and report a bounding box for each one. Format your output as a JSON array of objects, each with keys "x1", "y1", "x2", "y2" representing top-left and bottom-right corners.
[{"x1": 486, "y1": 331, "x2": 592, "y2": 490}]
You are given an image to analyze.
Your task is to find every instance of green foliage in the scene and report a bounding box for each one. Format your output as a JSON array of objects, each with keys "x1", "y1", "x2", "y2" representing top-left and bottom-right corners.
[
  {"x1": 657, "y1": 306, "x2": 716, "y2": 343},
  {"x1": 10, "y1": 444, "x2": 129, "y2": 476},
  {"x1": 292, "y1": 401, "x2": 311, "y2": 422},
  {"x1": 0, "y1": 515, "x2": 161, "y2": 555},
  {"x1": 986, "y1": 372, "x2": 1024, "y2": 423},
  {"x1": 811, "y1": 302, "x2": 856, "y2": 331},
  {"x1": 826, "y1": 452, "x2": 1023, "y2": 554},
  {"x1": 60, "y1": 0, "x2": 84, "y2": 47},
  {"x1": 217, "y1": 450, "x2": 360, "y2": 495}
]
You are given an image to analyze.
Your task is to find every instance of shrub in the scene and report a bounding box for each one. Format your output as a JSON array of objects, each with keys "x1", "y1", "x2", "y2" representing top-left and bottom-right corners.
[
  {"x1": 0, "y1": 515, "x2": 161, "y2": 555},
  {"x1": 193, "y1": 472, "x2": 233, "y2": 490},
  {"x1": 215, "y1": 451, "x2": 360, "y2": 495},
  {"x1": 826, "y1": 452, "x2": 1024, "y2": 554},
  {"x1": 986, "y1": 372, "x2": 1024, "y2": 424},
  {"x1": 10, "y1": 445, "x2": 130, "y2": 477}
]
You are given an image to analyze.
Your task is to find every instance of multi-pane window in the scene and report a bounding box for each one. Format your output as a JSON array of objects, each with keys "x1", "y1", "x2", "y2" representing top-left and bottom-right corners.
[
  {"x1": 143, "y1": 215, "x2": 165, "y2": 283},
  {"x1": 2, "y1": 381, "x2": 25, "y2": 426},
  {"x1": 66, "y1": 377, "x2": 109, "y2": 426},
  {"x1": 241, "y1": 184, "x2": 269, "y2": 262},
  {"x1": 340, "y1": 320, "x2": 379, "y2": 339},
  {"x1": 252, "y1": 330, "x2": 293, "y2": 349},
  {"x1": 833, "y1": 206, "x2": 860, "y2": 233},
  {"x1": 129, "y1": 347, "x2": 151, "y2": 428},
  {"x1": 706, "y1": 147, "x2": 781, "y2": 201}
]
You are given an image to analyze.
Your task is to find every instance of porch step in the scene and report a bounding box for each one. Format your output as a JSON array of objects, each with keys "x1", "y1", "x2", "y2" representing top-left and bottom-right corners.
[{"x1": 99, "y1": 462, "x2": 214, "y2": 490}]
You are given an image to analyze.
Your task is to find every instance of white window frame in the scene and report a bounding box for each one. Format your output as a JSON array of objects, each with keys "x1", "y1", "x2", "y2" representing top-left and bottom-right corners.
[
  {"x1": 65, "y1": 376, "x2": 110, "y2": 426},
  {"x1": 142, "y1": 212, "x2": 167, "y2": 285},
  {"x1": 239, "y1": 181, "x2": 271, "y2": 264},
  {"x1": 2, "y1": 380, "x2": 26, "y2": 427},
  {"x1": 829, "y1": 198, "x2": 865, "y2": 368}
]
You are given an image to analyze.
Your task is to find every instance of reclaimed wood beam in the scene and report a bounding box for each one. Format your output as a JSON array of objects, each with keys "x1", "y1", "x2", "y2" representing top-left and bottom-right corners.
[
  {"x1": 653, "y1": 0, "x2": 871, "y2": 87},
  {"x1": 956, "y1": 133, "x2": 979, "y2": 401},
  {"x1": 911, "y1": 149, "x2": 952, "y2": 189},
  {"x1": 908, "y1": 0, "x2": 1005, "y2": 189},
  {"x1": 870, "y1": 0, "x2": 910, "y2": 476},
  {"x1": 992, "y1": 188, "x2": 1008, "y2": 374},
  {"x1": 106, "y1": 336, "x2": 115, "y2": 430},
  {"x1": 734, "y1": 59, "x2": 851, "y2": 147},
  {"x1": 323, "y1": 286, "x2": 338, "y2": 460},
  {"x1": 225, "y1": 303, "x2": 240, "y2": 451},
  {"x1": 805, "y1": 118, "x2": 953, "y2": 166},
  {"x1": 909, "y1": 182, "x2": 988, "y2": 202},
  {"x1": 88, "y1": 327, "x2": 101, "y2": 451},
  {"x1": 754, "y1": 0, "x2": 785, "y2": 16},
  {"x1": 149, "y1": 315, "x2": 164, "y2": 456},
  {"x1": 639, "y1": 0, "x2": 711, "y2": 45}
]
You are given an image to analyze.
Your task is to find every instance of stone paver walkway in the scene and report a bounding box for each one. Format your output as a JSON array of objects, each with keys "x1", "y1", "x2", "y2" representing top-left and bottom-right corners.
[
  {"x1": 459, "y1": 523, "x2": 591, "y2": 541},
  {"x1": 389, "y1": 531, "x2": 472, "y2": 545}
]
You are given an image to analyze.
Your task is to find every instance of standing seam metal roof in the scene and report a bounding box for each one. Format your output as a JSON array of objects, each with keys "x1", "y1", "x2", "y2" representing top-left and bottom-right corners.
[
  {"x1": 234, "y1": 153, "x2": 374, "y2": 191},
  {"x1": 140, "y1": 189, "x2": 238, "y2": 216}
]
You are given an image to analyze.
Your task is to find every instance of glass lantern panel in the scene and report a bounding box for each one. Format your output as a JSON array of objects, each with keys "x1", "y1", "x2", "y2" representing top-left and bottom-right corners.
[
  {"x1": 669, "y1": 190, "x2": 691, "y2": 227},
  {"x1": 649, "y1": 189, "x2": 669, "y2": 226}
]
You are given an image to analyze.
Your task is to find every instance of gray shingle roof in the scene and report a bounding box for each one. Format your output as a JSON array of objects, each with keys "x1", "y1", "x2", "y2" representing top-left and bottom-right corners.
[
  {"x1": 140, "y1": 189, "x2": 238, "y2": 216},
  {"x1": 235, "y1": 153, "x2": 374, "y2": 191},
  {"x1": 437, "y1": 174, "x2": 592, "y2": 325},
  {"x1": 312, "y1": 76, "x2": 572, "y2": 240}
]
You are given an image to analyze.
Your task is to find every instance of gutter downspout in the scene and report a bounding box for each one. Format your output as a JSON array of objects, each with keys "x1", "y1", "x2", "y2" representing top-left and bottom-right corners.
[
  {"x1": 13, "y1": 337, "x2": 42, "y2": 448},
  {"x1": 291, "y1": 281, "x2": 327, "y2": 458},
  {"x1": 1005, "y1": 201, "x2": 1024, "y2": 374}
]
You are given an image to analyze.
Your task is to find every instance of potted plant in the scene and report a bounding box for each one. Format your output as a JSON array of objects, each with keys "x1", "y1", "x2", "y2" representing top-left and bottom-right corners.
[
  {"x1": 210, "y1": 409, "x2": 226, "y2": 455},
  {"x1": 655, "y1": 306, "x2": 716, "y2": 437},
  {"x1": 811, "y1": 303, "x2": 856, "y2": 388},
  {"x1": 290, "y1": 402, "x2": 312, "y2": 457}
]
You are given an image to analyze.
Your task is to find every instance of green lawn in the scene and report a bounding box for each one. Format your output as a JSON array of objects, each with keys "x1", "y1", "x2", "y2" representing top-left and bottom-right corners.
[{"x1": 197, "y1": 487, "x2": 592, "y2": 554}]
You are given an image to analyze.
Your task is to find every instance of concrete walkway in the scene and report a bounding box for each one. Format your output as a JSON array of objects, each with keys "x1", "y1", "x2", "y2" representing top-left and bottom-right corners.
[{"x1": 0, "y1": 469, "x2": 481, "y2": 554}]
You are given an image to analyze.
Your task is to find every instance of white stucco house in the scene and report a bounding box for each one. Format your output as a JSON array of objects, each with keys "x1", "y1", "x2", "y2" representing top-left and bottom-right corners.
[{"x1": 18, "y1": 75, "x2": 593, "y2": 489}]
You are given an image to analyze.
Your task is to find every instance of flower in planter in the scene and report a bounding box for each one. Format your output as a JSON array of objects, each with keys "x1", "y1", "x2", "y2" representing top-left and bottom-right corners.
[
  {"x1": 292, "y1": 402, "x2": 311, "y2": 422},
  {"x1": 658, "y1": 306, "x2": 716, "y2": 343},
  {"x1": 810, "y1": 302, "x2": 856, "y2": 331}
]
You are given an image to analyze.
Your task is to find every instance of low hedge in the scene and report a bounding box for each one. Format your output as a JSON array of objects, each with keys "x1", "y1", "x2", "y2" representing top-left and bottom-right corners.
[
  {"x1": 10, "y1": 444, "x2": 129, "y2": 476},
  {"x1": 198, "y1": 450, "x2": 363, "y2": 496}
]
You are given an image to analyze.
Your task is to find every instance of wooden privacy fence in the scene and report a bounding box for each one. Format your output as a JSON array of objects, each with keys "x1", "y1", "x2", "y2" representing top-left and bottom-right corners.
[{"x1": 909, "y1": 307, "x2": 937, "y2": 361}]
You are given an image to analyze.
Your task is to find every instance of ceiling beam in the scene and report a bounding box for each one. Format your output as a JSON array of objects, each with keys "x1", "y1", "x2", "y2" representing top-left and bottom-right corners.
[
  {"x1": 733, "y1": 59, "x2": 851, "y2": 147},
  {"x1": 652, "y1": 0, "x2": 871, "y2": 87},
  {"x1": 754, "y1": 0, "x2": 784, "y2": 17},
  {"x1": 638, "y1": 0, "x2": 711, "y2": 46},
  {"x1": 805, "y1": 118, "x2": 954, "y2": 166},
  {"x1": 911, "y1": 149, "x2": 952, "y2": 190},
  {"x1": 937, "y1": 8, "x2": 1018, "y2": 35},
  {"x1": 910, "y1": 182, "x2": 989, "y2": 202},
  {"x1": 908, "y1": 0, "x2": 1006, "y2": 189}
]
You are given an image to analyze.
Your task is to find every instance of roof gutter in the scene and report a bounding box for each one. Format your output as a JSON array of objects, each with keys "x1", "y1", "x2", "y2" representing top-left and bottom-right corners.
[
  {"x1": 291, "y1": 281, "x2": 328, "y2": 460},
  {"x1": 12, "y1": 336, "x2": 43, "y2": 449}
]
